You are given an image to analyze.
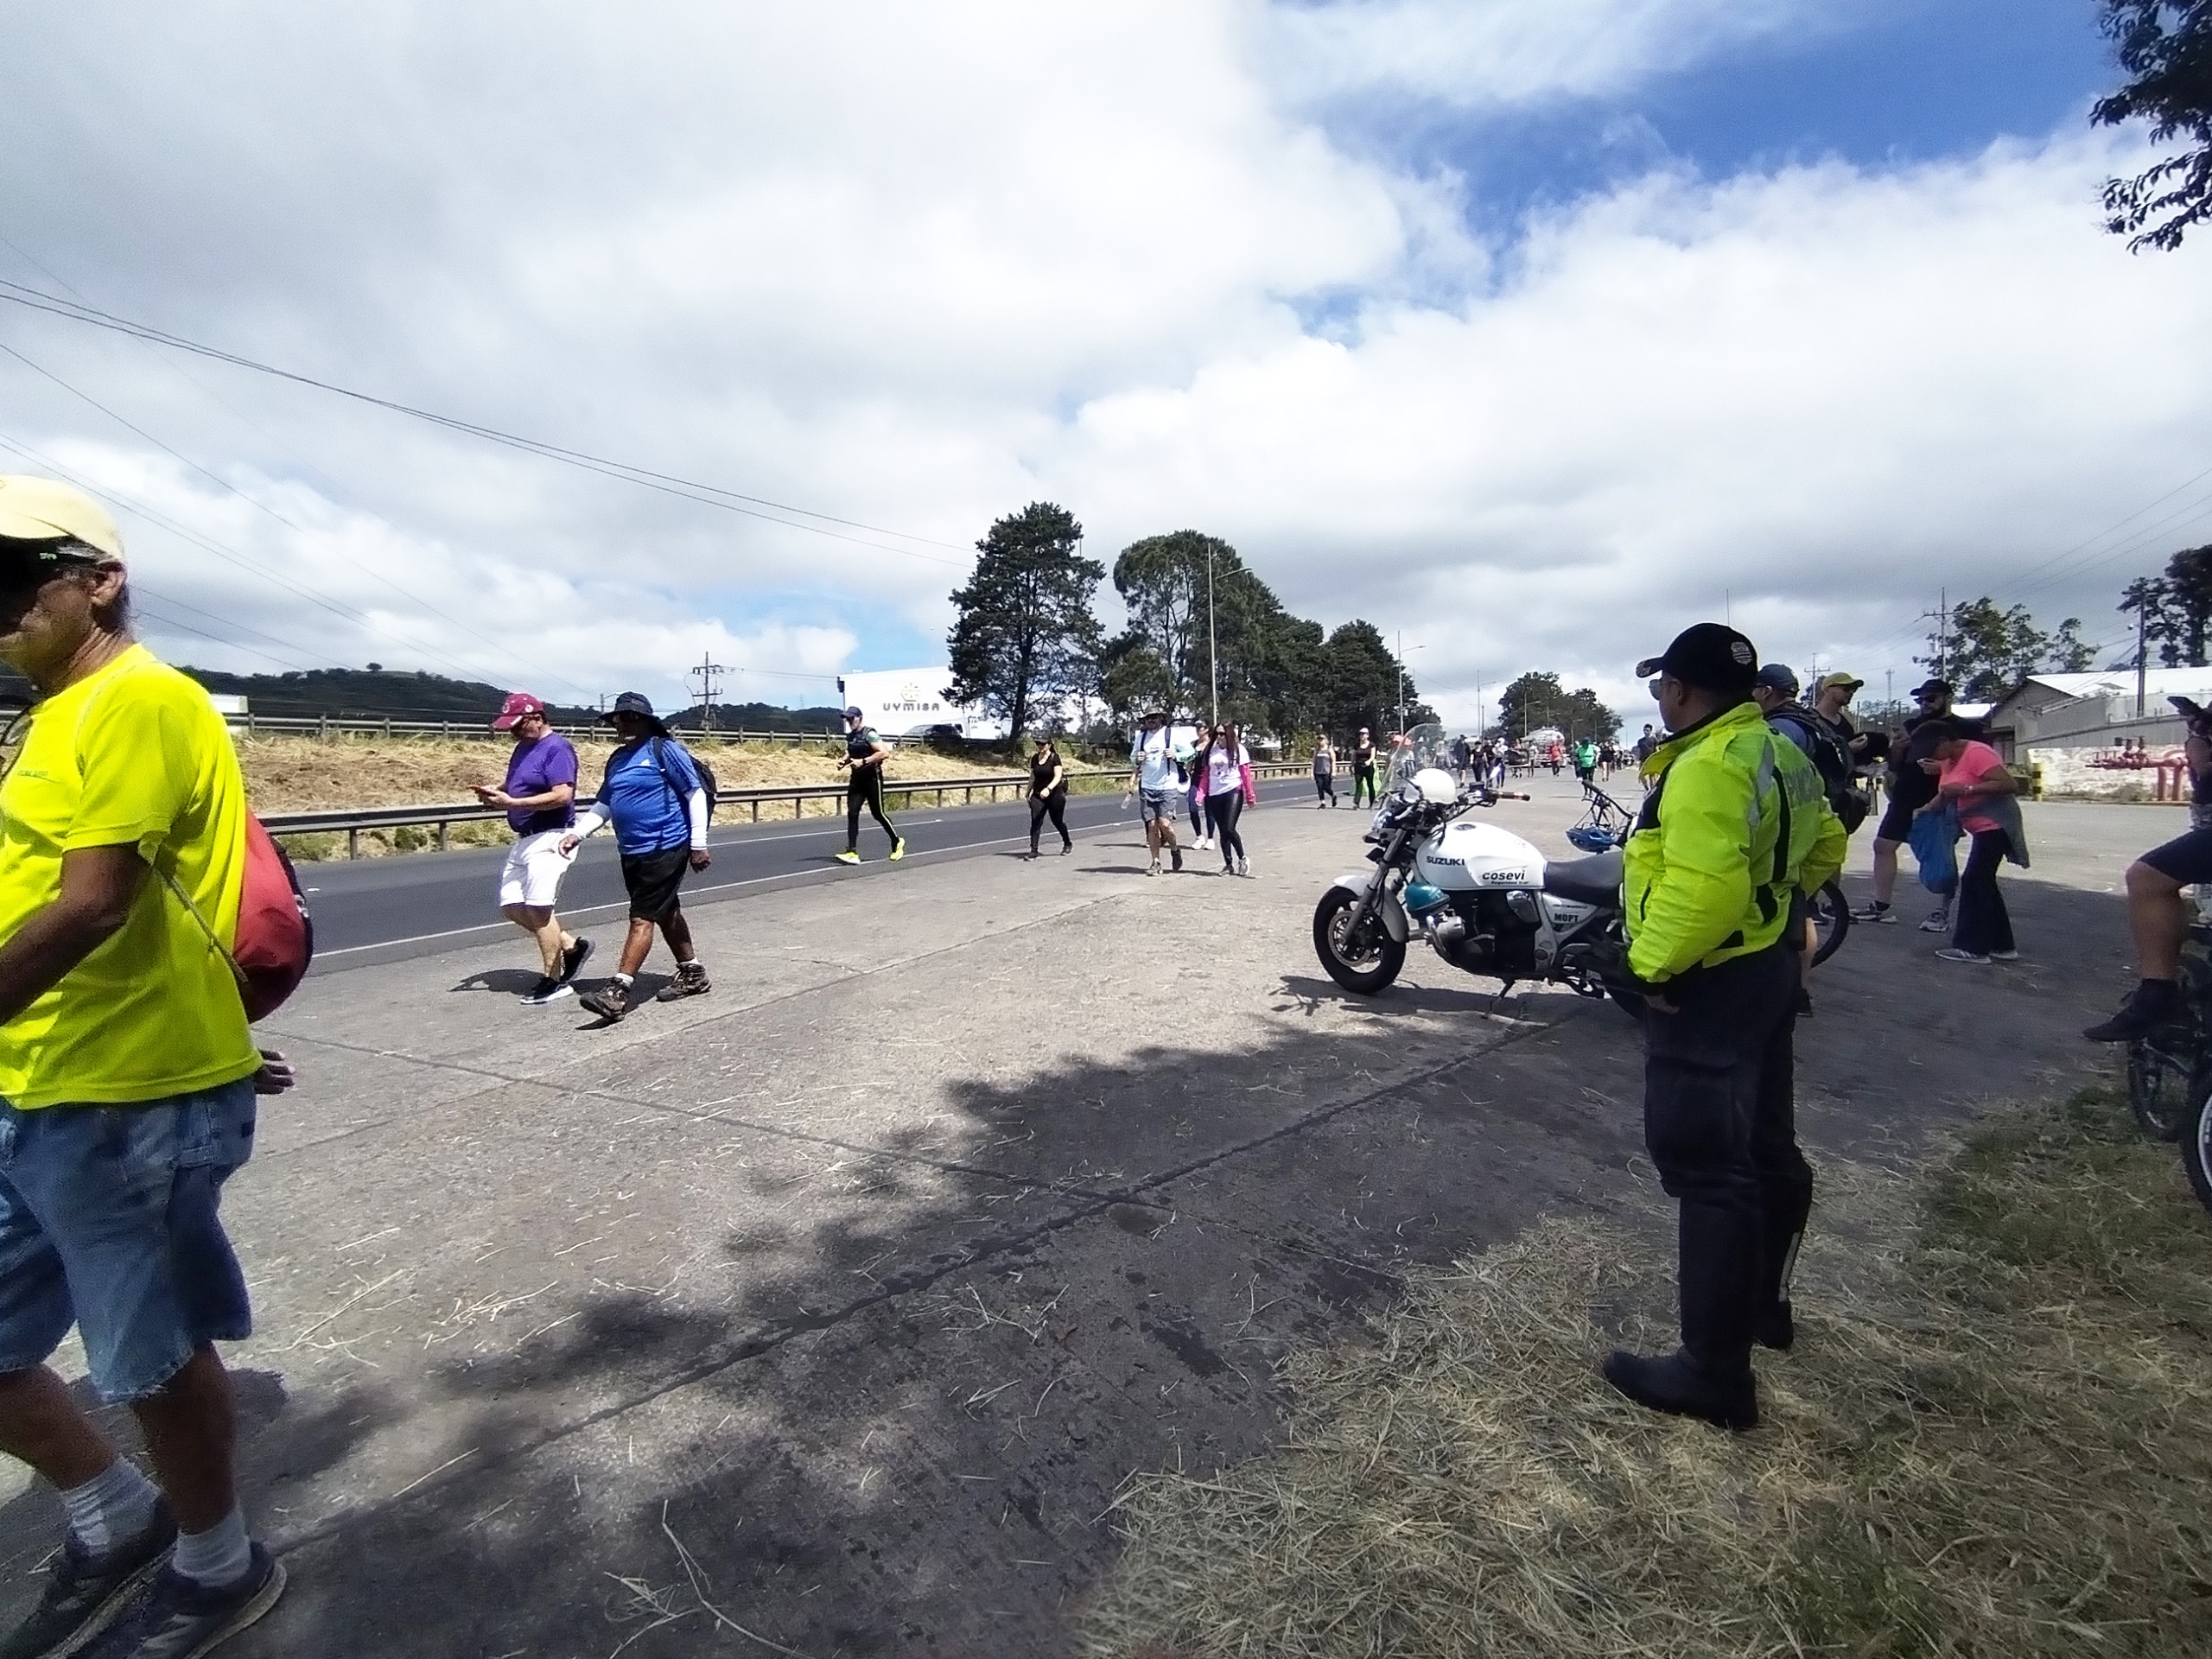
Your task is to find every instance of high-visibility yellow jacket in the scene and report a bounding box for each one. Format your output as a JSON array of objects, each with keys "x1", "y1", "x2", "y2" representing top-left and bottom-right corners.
[{"x1": 1624, "y1": 700, "x2": 1847, "y2": 983}]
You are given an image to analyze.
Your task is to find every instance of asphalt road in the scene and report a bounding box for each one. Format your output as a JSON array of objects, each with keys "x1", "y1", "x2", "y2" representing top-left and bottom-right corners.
[{"x1": 302, "y1": 773, "x2": 1326, "y2": 968}]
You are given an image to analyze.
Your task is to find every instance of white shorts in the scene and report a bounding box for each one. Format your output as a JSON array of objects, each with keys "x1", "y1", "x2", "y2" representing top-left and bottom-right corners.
[{"x1": 499, "y1": 829, "x2": 575, "y2": 911}]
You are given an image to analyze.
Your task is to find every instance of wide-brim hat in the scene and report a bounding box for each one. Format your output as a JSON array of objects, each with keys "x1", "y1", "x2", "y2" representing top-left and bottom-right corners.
[{"x1": 601, "y1": 691, "x2": 668, "y2": 734}]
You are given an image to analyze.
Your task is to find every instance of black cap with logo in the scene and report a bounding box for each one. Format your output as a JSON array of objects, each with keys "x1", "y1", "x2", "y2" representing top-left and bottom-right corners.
[{"x1": 1635, "y1": 623, "x2": 1759, "y2": 696}]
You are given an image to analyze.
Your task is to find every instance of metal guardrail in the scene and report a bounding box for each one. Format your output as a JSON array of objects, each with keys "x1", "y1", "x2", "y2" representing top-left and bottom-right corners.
[
  {"x1": 262, "y1": 764, "x2": 1309, "y2": 858},
  {"x1": 231, "y1": 714, "x2": 838, "y2": 746}
]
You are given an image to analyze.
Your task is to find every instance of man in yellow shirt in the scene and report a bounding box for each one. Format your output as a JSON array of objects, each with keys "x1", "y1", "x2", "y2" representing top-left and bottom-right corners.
[{"x1": 0, "y1": 478, "x2": 289, "y2": 1659}]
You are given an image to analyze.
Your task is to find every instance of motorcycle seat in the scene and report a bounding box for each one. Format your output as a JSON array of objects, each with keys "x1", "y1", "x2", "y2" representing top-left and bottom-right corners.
[{"x1": 1542, "y1": 849, "x2": 1623, "y2": 906}]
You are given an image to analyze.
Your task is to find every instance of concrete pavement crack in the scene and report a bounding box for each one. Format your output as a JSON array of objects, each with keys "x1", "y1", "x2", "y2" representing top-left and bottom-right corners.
[{"x1": 270, "y1": 1001, "x2": 1582, "y2": 1556}]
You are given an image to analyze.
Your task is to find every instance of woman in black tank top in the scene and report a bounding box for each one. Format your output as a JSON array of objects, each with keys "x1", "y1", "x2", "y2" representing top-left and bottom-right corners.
[{"x1": 1027, "y1": 738, "x2": 1071, "y2": 857}]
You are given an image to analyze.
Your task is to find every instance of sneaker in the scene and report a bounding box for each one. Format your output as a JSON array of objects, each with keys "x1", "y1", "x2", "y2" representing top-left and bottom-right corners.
[
  {"x1": 1170, "y1": 845, "x2": 1184, "y2": 873},
  {"x1": 2084, "y1": 982, "x2": 2188, "y2": 1042},
  {"x1": 1600, "y1": 1348, "x2": 1758, "y2": 1432},
  {"x1": 558, "y1": 937, "x2": 594, "y2": 983},
  {"x1": 519, "y1": 976, "x2": 573, "y2": 1006},
  {"x1": 1059, "y1": 842, "x2": 1072, "y2": 855},
  {"x1": 578, "y1": 982, "x2": 630, "y2": 1021},
  {"x1": 655, "y1": 963, "x2": 711, "y2": 1002},
  {"x1": 1918, "y1": 910, "x2": 1950, "y2": 932},
  {"x1": 1989, "y1": 949, "x2": 2020, "y2": 963},
  {"x1": 889, "y1": 837, "x2": 906, "y2": 861},
  {"x1": 834, "y1": 849, "x2": 861, "y2": 865},
  {"x1": 1848, "y1": 902, "x2": 1896, "y2": 925},
  {"x1": 1935, "y1": 947, "x2": 1990, "y2": 964},
  {"x1": 1147, "y1": 860, "x2": 1161, "y2": 877},
  {"x1": 1236, "y1": 855, "x2": 1252, "y2": 877},
  {"x1": 0, "y1": 1502, "x2": 175, "y2": 1659},
  {"x1": 103, "y1": 1545, "x2": 285, "y2": 1659},
  {"x1": 1194, "y1": 836, "x2": 1212, "y2": 852}
]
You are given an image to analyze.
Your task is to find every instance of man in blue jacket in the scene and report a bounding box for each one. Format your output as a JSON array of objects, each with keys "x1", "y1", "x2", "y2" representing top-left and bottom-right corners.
[{"x1": 561, "y1": 694, "x2": 712, "y2": 1022}]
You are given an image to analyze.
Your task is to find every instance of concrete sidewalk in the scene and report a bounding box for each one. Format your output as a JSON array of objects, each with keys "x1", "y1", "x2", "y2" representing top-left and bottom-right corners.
[{"x1": 0, "y1": 777, "x2": 2151, "y2": 1657}]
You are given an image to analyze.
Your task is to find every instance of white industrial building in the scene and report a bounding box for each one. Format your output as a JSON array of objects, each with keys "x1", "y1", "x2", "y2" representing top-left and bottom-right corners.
[{"x1": 836, "y1": 667, "x2": 1009, "y2": 741}]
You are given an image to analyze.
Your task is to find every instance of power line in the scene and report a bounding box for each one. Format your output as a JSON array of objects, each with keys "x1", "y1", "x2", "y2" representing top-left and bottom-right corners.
[
  {"x1": 0, "y1": 278, "x2": 968, "y2": 566},
  {"x1": 0, "y1": 337, "x2": 603, "y2": 703}
]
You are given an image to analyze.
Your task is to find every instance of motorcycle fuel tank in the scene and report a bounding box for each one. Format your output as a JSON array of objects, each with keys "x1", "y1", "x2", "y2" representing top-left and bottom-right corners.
[{"x1": 1414, "y1": 819, "x2": 1548, "y2": 893}]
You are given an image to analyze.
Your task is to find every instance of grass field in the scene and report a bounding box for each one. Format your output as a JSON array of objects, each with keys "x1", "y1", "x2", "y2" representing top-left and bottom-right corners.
[
  {"x1": 1077, "y1": 1088, "x2": 2212, "y2": 1658},
  {"x1": 234, "y1": 733, "x2": 1036, "y2": 859}
]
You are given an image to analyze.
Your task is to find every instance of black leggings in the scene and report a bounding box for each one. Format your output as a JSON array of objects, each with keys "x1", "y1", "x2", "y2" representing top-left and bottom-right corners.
[
  {"x1": 1205, "y1": 792, "x2": 1244, "y2": 866},
  {"x1": 1353, "y1": 765, "x2": 1376, "y2": 805},
  {"x1": 1954, "y1": 829, "x2": 2014, "y2": 956},
  {"x1": 846, "y1": 769, "x2": 897, "y2": 850},
  {"x1": 1028, "y1": 791, "x2": 1069, "y2": 853},
  {"x1": 1314, "y1": 771, "x2": 1336, "y2": 804}
]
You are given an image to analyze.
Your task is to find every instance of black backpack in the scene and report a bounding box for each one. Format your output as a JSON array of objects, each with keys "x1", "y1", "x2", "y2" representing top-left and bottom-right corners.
[
  {"x1": 1770, "y1": 709, "x2": 1866, "y2": 832},
  {"x1": 650, "y1": 736, "x2": 719, "y2": 822}
]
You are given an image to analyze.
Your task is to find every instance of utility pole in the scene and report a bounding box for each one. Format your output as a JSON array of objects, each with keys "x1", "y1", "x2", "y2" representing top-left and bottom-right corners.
[
  {"x1": 2137, "y1": 599, "x2": 2149, "y2": 717},
  {"x1": 1206, "y1": 547, "x2": 1218, "y2": 728},
  {"x1": 687, "y1": 653, "x2": 725, "y2": 736},
  {"x1": 1396, "y1": 629, "x2": 1405, "y2": 734}
]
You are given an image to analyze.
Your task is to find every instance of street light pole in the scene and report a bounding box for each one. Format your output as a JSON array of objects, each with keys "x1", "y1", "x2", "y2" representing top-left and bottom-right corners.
[{"x1": 1397, "y1": 629, "x2": 1404, "y2": 734}]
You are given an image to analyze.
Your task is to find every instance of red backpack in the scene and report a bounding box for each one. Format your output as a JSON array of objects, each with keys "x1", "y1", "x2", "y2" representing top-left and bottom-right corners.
[{"x1": 158, "y1": 814, "x2": 315, "y2": 1021}]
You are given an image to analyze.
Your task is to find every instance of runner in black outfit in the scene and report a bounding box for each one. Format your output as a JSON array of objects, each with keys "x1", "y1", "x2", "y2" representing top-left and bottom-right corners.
[
  {"x1": 1027, "y1": 735, "x2": 1071, "y2": 857},
  {"x1": 834, "y1": 705, "x2": 905, "y2": 865}
]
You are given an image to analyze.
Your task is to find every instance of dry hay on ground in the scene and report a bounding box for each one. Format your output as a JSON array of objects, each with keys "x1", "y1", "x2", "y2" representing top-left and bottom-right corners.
[
  {"x1": 1079, "y1": 1090, "x2": 2212, "y2": 1658},
  {"x1": 234, "y1": 734, "x2": 1027, "y2": 813}
]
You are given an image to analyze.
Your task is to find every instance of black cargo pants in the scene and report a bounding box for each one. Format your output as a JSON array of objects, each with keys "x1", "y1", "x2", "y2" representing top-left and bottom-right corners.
[{"x1": 1640, "y1": 940, "x2": 1810, "y2": 1372}]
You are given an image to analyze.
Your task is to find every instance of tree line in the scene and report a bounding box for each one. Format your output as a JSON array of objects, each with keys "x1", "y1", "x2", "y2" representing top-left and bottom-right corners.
[{"x1": 944, "y1": 503, "x2": 1432, "y2": 742}]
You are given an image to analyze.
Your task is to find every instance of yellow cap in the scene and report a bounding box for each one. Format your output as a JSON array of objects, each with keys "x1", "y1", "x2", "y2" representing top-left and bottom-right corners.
[
  {"x1": 0, "y1": 475, "x2": 124, "y2": 560},
  {"x1": 1817, "y1": 671, "x2": 1863, "y2": 693}
]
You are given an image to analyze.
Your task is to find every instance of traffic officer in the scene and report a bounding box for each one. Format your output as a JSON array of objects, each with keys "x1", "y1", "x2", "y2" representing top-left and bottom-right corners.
[{"x1": 1605, "y1": 622, "x2": 1846, "y2": 1431}]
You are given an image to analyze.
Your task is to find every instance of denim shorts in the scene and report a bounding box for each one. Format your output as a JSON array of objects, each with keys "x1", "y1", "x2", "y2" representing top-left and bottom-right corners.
[{"x1": 0, "y1": 1078, "x2": 257, "y2": 1403}]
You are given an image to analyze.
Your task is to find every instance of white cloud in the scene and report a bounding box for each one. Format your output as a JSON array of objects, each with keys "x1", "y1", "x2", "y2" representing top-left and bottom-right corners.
[{"x1": 0, "y1": 2, "x2": 2197, "y2": 738}]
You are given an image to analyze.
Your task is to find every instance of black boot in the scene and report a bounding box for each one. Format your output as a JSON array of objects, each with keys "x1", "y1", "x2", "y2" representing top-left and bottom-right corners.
[
  {"x1": 1601, "y1": 1347, "x2": 1759, "y2": 1430},
  {"x1": 1755, "y1": 1301, "x2": 1794, "y2": 1352},
  {"x1": 2084, "y1": 978, "x2": 2186, "y2": 1042}
]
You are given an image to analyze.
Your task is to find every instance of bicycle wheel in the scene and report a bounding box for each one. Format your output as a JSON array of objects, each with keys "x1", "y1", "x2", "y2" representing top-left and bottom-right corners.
[
  {"x1": 2126, "y1": 1032, "x2": 2197, "y2": 1142},
  {"x1": 2182, "y1": 1081, "x2": 2212, "y2": 1215},
  {"x1": 1808, "y1": 878, "x2": 1852, "y2": 968}
]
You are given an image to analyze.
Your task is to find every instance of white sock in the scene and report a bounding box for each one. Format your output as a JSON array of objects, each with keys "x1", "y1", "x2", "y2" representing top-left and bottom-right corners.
[
  {"x1": 613, "y1": 972, "x2": 635, "y2": 988},
  {"x1": 59, "y1": 1459, "x2": 159, "y2": 1555},
  {"x1": 171, "y1": 1506, "x2": 252, "y2": 1589}
]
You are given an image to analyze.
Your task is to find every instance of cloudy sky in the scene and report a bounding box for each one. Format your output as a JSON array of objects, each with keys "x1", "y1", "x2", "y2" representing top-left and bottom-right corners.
[{"x1": 0, "y1": 1, "x2": 2195, "y2": 726}]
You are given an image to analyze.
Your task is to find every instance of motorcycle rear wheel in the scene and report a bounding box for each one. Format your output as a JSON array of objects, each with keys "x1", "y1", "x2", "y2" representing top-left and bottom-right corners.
[
  {"x1": 1808, "y1": 878, "x2": 1851, "y2": 968},
  {"x1": 1313, "y1": 887, "x2": 1406, "y2": 995},
  {"x1": 2126, "y1": 1030, "x2": 2197, "y2": 1142}
]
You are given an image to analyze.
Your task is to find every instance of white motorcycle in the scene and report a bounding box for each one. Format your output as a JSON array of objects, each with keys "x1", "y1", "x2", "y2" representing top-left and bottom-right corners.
[{"x1": 1311, "y1": 724, "x2": 1636, "y2": 1009}]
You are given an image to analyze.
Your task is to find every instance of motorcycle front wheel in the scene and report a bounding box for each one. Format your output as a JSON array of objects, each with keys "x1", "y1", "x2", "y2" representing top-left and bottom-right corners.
[
  {"x1": 2183, "y1": 1080, "x2": 2212, "y2": 1215},
  {"x1": 1313, "y1": 887, "x2": 1406, "y2": 995}
]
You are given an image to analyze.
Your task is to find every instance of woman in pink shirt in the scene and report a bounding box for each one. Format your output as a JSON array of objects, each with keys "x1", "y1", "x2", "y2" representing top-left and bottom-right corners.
[{"x1": 1916, "y1": 721, "x2": 2021, "y2": 963}]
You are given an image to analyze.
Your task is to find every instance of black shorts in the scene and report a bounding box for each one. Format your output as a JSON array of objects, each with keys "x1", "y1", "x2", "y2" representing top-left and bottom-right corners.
[
  {"x1": 1875, "y1": 782, "x2": 1935, "y2": 844},
  {"x1": 2139, "y1": 825, "x2": 2212, "y2": 885},
  {"x1": 620, "y1": 846, "x2": 691, "y2": 921}
]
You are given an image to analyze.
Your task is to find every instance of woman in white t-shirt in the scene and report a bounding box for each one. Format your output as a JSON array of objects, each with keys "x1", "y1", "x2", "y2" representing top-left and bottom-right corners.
[{"x1": 1196, "y1": 722, "x2": 1255, "y2": 876}]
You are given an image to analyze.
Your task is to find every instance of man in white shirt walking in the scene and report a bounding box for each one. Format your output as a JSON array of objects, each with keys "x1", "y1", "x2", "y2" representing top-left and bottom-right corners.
[{"x1": 1126, "y1": 711, "x2": 1185, "y2": 877}]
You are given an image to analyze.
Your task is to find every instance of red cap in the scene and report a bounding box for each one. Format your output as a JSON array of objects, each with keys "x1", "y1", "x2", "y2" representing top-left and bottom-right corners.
[{"x1": 493, "y1": 692, "x2": 546, "y2": 732}]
